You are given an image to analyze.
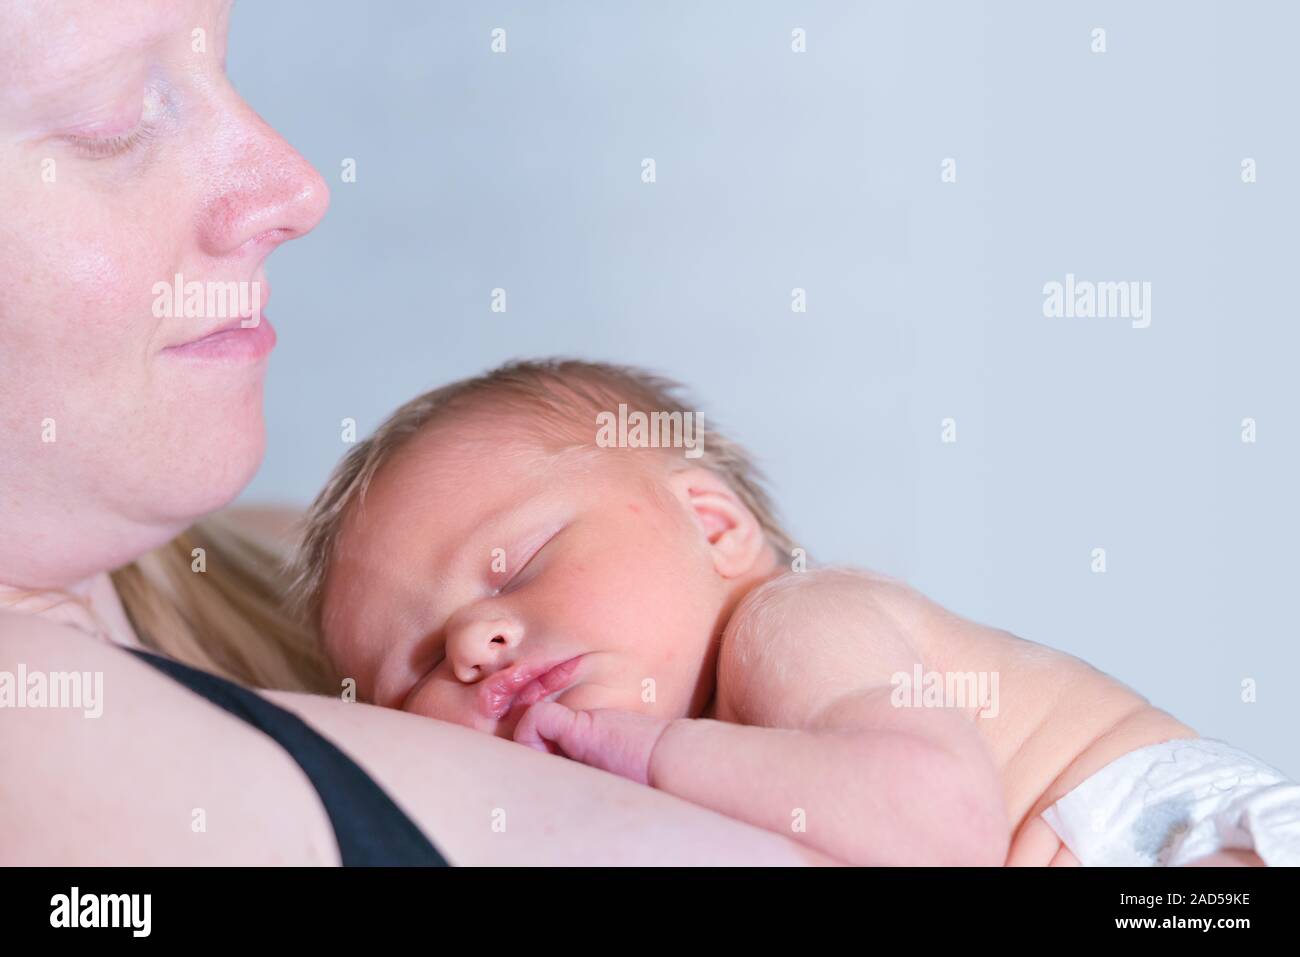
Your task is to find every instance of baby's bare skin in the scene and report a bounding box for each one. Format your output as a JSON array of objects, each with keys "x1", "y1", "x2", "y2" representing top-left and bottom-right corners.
[{"x1": 719, "y1": 568, "x2": 1235, "y2": 867}]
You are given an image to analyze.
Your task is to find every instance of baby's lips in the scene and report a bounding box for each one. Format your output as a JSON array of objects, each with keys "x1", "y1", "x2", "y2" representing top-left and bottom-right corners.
[
  {"x1": 478, "y1": 654, "x2": 586, "y2": 720},
  {"x1": 515, "y1": 656, "x2": 584, "y2": 709}
]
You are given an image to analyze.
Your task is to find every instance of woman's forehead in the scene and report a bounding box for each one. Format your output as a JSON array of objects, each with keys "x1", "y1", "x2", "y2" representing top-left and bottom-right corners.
[{"x1": 1, "y1": 0, "x2": 201, "y2": 96}]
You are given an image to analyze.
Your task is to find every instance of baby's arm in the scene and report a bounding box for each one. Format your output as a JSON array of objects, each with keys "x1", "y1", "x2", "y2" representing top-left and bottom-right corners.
[
  {"x1": 518, "y1": 569, "x2": 1008, "y2": 865},
  {"x1": 654, "y1": 569, "x2": 1008, "y2": 865}
]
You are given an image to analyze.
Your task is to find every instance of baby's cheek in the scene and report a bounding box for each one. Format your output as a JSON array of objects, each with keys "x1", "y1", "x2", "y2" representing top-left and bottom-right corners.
[
  {"x1": 557, "y1": 682, "x2": 618, "y2": 715},
  {"x1": 402, "y1": 682, "x2": 467, "y2": 725},
  {"x1": 628, "y1": 649, "x2": 711, "y2": 721}
]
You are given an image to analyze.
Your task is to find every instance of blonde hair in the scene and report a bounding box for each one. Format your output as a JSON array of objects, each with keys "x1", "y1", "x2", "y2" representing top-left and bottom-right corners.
[
  {"x1": 111, "y1": 515, "x2": 338, "y2": 692},
  {"x1": 287, "y1": 358, "x2": 797, "y2": 631}
]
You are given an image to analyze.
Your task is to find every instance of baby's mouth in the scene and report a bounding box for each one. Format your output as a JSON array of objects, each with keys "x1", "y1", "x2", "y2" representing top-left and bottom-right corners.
[{"x1": 477, "y1": 654, "x2": 585, "y2": 720}]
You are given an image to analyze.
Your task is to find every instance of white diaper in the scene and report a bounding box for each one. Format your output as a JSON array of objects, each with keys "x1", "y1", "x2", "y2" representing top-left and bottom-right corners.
[{"x1": 1041, "y1": 737, "x2": 1300, "y2": 866}]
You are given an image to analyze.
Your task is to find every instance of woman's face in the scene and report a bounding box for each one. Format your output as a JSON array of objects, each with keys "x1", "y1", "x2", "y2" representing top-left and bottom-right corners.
[{"x1": 0, "y1": 0, "x2": 328, "y2": 586}]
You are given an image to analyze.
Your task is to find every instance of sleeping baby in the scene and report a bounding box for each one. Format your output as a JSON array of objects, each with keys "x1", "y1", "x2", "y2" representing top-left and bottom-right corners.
[{"x1": 288, "y1": 358, "x2": 1300, "y2": 866}]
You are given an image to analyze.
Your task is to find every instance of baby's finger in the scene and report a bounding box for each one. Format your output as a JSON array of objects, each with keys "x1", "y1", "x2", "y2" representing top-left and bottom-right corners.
[
  {"x1": 513, "y1": 701, "x2": 583, "y2": 756},
  {"x1": 510, "y1": 703, "x2": 550, "y2": 752}
]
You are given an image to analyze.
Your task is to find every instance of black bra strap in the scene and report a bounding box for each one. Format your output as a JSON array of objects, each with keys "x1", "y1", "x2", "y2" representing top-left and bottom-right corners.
[{"x1": 129, "y1": 648, "x2": 449, "y2": 867}]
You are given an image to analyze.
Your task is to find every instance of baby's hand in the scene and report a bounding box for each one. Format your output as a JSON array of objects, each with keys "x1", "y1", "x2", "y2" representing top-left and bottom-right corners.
[{"x1": 512, "y1": 702, "x2": 671, "y2": 785}]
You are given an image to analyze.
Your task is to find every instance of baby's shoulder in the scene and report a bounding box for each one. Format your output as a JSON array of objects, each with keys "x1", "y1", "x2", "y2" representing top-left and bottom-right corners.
[
  {"x1": 727, "y1": 566, "x2": 921, "y2": 644},
  {"x1": 716, "y1": 567, "x2": 926, "y2": 727}
]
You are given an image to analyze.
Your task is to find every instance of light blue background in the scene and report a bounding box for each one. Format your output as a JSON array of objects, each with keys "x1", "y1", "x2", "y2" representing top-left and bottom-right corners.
[{"x1": 230, "y1": 1, "x2": 1300, "y2": 777}]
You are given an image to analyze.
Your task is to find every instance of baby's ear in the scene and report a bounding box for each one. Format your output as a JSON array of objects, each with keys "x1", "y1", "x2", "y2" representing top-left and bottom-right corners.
[{"x1": 666, "y1": 468, "x2": 768, "y2": 579}]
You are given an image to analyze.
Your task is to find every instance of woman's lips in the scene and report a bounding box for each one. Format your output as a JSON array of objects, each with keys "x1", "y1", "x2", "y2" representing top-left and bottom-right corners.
[
  {"x1": 478, "y1": 655, "x2": 584, "y2": 720},
  {"x1": 161, "y1": 314, "x2": 276, "y2": 362}
]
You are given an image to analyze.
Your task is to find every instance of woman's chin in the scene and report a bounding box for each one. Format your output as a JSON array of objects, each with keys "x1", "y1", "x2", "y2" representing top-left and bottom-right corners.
[{"x1": 127, "y1": 422, "x2": 268, "y2": 527}]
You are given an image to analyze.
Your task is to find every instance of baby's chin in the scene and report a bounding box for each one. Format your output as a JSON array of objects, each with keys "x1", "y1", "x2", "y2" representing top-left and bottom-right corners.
[
  {"x1": 550, "y1": 681, "x2": 617, "y2": 714},
  {"x1": 552, "y1": 681, "x2": 693, "y2": 725}
]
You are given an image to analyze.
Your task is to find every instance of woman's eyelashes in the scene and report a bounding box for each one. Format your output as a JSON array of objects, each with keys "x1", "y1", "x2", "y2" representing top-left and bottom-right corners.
[
  {"x1": 63, "y1": 86, "x2": 167, "y2": 160},
  {"x1": 66, "y1": 124, "x2": 156, "y2": 159}
]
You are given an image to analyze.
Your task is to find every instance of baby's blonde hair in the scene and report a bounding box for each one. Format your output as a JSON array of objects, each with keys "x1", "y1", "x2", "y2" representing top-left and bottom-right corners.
[{"x1": 287, "y1": 358, "x2": 797, "y2": 629}]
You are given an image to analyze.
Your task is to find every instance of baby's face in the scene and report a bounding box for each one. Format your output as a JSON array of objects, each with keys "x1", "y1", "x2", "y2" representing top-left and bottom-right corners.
[{"x1": 320, "y1": 418, "x2": 735, "y2": 739}]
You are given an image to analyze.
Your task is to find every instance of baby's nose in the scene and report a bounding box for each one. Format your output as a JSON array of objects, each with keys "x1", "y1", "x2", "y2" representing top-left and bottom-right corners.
[{"x1": 448, "y1": 617, "x2": 523, "y2": 683}]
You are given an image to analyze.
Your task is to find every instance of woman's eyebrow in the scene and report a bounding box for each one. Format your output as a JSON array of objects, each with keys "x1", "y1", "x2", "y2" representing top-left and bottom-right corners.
[
  {"x1": 62, "y1": 5, "x2": 183, "y2": 67},
  {"x1": 4, "y1": 8, "x2": 182, "y2": 121}
]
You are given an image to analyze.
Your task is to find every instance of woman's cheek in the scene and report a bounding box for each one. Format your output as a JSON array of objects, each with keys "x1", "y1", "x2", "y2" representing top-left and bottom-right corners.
[
  {"x1": 35, "y1": 220, "x2": 167, "y2": 366},
  {"x1": 1, "y1": 264, "x2": 143, "y2": 451}
]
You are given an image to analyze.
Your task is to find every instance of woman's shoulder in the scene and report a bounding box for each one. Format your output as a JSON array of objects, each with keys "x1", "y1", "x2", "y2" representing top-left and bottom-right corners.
[
  {"x1": 0, "y1": 612, "x2": 168, "y2": 726},
  {"x1": 0, "y1": 607, "x2": 116, "y2": 656},
  {"x1": 0, "y1": 611, "x2": 339, "y2": 864}
]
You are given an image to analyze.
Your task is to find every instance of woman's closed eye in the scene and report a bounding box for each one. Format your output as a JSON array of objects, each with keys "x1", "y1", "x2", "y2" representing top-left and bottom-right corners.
[
  {"x1": 62, "y1": 85, "x2": 167, "y2": 160},
  {"x1": 67, "y1": 125, "x2": 156, "y2": 159}
]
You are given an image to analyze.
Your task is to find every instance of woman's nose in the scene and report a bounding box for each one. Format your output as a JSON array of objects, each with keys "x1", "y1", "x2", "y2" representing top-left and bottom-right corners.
[
  {"x1": 193, "y1": 94, "x2": 330, "y2": 259},
  {"x1": 446, "y1": 617, "x2": 524, "y2": 684}
]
